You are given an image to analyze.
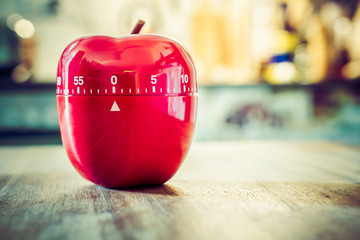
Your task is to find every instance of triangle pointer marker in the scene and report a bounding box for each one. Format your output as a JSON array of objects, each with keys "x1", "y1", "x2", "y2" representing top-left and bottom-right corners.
[{"x1": 110, "y1": 101, "x2": 120, "y2": 112}]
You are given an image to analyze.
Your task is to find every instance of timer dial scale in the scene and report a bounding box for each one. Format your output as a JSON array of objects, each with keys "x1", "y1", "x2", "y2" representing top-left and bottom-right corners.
[
  {"x1": 56, "y1": 22, "x2": 198, "y2": 188},
  {"x1": 56, "y1": 35, "x2": 197, "y2": 97}
]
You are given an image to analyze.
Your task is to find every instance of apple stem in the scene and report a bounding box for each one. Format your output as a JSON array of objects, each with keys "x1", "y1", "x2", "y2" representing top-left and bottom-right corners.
[{"x1": 131, "y1": 20, "x2": 145, "y2": 34}]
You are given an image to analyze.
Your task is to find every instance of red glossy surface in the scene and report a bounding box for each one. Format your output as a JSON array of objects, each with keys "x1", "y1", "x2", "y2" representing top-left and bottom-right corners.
[{"x1": 56, "y1": 34, "x2": 197, "y2": 188}]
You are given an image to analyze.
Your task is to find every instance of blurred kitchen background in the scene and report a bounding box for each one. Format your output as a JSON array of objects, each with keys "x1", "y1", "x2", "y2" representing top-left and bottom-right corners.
[{"x1": 0, "y1": 0, "x2": 359, "y2": 145}]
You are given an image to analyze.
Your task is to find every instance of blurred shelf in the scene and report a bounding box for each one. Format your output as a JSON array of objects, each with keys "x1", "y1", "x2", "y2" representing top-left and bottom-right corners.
[
  {"x1": 0, "y1": 83, "x2": 55, "y2": 92},
  {"x1": 198, "y1": 78, "x2": 360, "y2": 89},
  {"x1": 1, "y1": 77, "x2": 359, "y2": 146},
  {"x1": 0, "y1": 132, "x2": 61, "y2": 146},
  {"x1": 0, "y1": 73, "x2": 54, "y2": 92},
  {"x1": 1, "y1": 74, "x2": 360, "y2": 92}
]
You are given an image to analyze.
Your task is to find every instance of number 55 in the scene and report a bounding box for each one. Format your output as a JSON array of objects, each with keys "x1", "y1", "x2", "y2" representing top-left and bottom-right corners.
[{"x1": 74, "y1": 76, "x2": 84, "y2": 85}]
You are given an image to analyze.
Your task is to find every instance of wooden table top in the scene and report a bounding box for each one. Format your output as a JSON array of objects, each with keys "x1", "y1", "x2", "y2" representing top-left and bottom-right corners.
[{"x1": 0, "y1": 141, "x2": 360, "y2": 240}]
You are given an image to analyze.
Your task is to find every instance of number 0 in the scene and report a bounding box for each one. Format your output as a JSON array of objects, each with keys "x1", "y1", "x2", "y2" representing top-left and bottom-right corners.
[{"x1": 111, "y1": 75, "x2": 117, "y2": 85}]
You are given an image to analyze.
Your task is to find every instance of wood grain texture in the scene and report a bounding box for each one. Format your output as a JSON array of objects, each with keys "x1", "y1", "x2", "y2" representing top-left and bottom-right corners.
[{"x1": 0, "y1": 141, "x2": 359, "y2": 240}]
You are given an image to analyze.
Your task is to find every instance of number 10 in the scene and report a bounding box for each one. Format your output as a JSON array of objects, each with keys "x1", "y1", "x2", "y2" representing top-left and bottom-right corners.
[{"x1": 181, "y1": 74, "x2": 188, "y2": 83}]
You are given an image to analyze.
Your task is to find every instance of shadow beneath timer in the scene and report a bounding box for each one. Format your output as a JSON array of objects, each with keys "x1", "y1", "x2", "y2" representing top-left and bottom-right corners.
[{"x1": 107, "y1": 183, "x2": 184, "y2": 197}]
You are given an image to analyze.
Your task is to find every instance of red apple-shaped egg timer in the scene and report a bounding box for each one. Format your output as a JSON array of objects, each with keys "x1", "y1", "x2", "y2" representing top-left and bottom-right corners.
[{"x1": 56, "y1": 20, "x2": 198, "y2": 188}]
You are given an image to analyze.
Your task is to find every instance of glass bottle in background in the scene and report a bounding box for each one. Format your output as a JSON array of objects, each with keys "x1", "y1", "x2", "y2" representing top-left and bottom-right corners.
[
  {"x1": 317, "y1": 1, "x2": 351, "y2": 81},
  {"x1": 263, "y1": 2, "x2": 301, "y2": 84},
  {"x1": 191, "y1": 0, "x2": 262, "y2": 85},
  {"x1": 343, "y1": 1, "x2": 360, "y2": 80},
  {"x1": 302, "y1": 1, "x2": 355, "y2": 83},
  {"x1": 191, "y1": 0, "x2": 226, "y2": 84},
  {"x1": 302, "y1": 12, "x2": 328, "y2": 84},
  {"x1": 222, "y1": 0, "x2": 261, "y2": 84}
]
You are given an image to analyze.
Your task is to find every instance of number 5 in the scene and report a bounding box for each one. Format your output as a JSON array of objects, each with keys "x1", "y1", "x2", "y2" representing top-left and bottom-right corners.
[{"x1": 151, "y1": 75, "x2": 157, "y2": 84}]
